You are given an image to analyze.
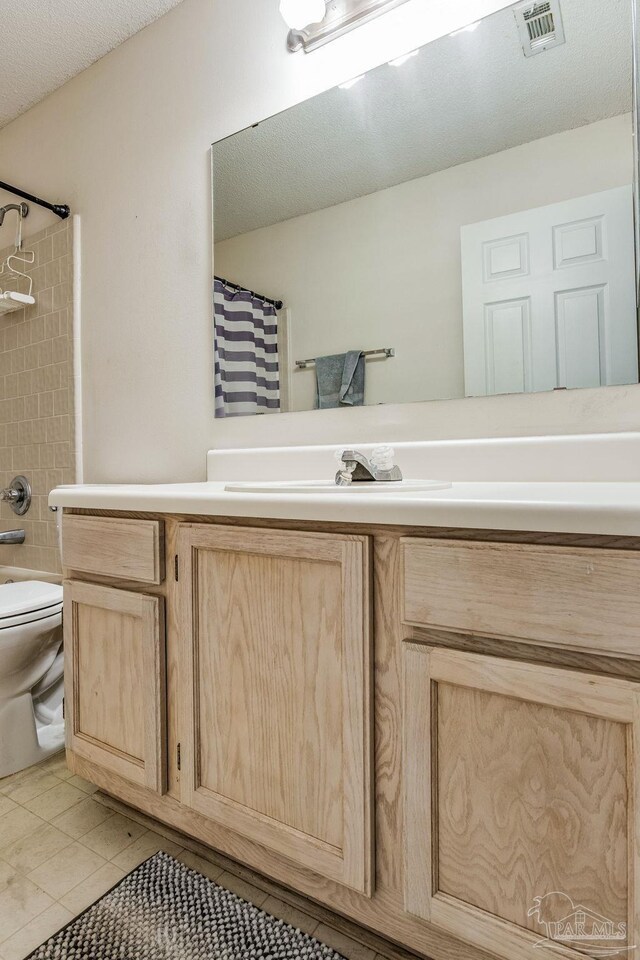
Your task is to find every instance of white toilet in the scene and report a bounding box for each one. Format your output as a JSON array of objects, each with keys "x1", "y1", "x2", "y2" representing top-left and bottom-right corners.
[{"x1": 0, "y1": 581, "x2": 65, "y2": 778}]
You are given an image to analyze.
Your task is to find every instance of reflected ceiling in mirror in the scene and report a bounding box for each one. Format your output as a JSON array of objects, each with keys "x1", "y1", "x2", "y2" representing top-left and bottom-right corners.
[{"x1": 212, "y1": 0, "x2": 638, "y2": 418}]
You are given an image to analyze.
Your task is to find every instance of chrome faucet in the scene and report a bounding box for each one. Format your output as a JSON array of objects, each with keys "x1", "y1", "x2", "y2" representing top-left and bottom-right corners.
[
  {"x1": 0, "y1": 529, "x2": 25, "y2": 544},
  {"x1": 335, "y1": 446, "x2": 403, "y2": 486}
]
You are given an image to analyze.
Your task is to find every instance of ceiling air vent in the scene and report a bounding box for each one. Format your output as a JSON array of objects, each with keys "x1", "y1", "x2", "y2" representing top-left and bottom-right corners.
[{"x1": 514, "y1": 0, "x2": 566, "y2": 57}]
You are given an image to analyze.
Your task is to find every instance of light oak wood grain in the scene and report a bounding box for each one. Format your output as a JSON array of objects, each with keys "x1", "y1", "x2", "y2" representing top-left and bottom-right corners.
[
  {"x1": 62, "y1": 511, "x2": 640, "y2": 960},
  {"x1": 62, "y1": 515, "x2": 164, "y2": 584},
  {"x1": 408, "y1": 626, "x2": 640, "y2": 681},
  {"x1": 177, "y1": 524, "x2": 373, "y2": 896},
  {"x1": 437, "y1": 684, "x2": 627, "y2": 928},
  {"x1": 198, "y1": 549, "x2": 344, "y2": 848},
  {"x1": 64, "y1": 580, "x2": 167, "y2": 793},
  {"x1": 404, "y1": 645, "x2": 640, "y2": 960},
  {"x1": 76, "y1": 602, "x2": 146, "y2": 762},
  {"x1": 64, "y1": 507, "x2": 640, "y2": 551},
  {"x1": 402, "y1": 538, "x2": 640, "y2": 657}
]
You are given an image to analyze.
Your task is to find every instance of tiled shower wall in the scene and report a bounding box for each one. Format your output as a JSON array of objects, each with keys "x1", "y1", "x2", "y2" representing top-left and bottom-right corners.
[{"x1": 0, "y1": 218, "x2": 75, "y2": 573}]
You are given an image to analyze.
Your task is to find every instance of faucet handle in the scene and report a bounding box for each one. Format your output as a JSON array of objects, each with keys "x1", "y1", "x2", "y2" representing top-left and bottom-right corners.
[
  {"x1": 370, "y1": 445, "x2": 396, "y2": 471},
  {"x1": 0, "y1": 476, "x2": 31, "y2": 517},
  {"x1": 334, "y1": 447, "x2": 357, "y2": 463}
]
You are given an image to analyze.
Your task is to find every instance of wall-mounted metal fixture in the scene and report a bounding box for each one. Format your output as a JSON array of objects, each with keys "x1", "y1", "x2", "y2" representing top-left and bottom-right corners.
[
  {"x1": 0, "y1": 530, "x2": 25, "y2": 545},
  {"x1": 215, "y1": 275, "x2": 283, "y2": 311},
  {"x1": 296, "y1": 346, "x2": 394, "y2": 369},
  {"x1": 0, "y1": 203, "x2": 28, "y2": 227},
  {"x1": 0, "y1": 476, "x2": 32, "y2": 517},
  {"x1": 285, "y1": 0, "x2": 412, "y2": 52},
  {"x1": 0, "y1": 180, "x2": 70, "y2": 220}
]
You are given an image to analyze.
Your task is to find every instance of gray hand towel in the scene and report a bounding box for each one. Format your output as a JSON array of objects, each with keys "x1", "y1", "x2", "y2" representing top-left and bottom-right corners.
[{"x1": 315, "y1": 351, "x2": 365, "y2": 409}]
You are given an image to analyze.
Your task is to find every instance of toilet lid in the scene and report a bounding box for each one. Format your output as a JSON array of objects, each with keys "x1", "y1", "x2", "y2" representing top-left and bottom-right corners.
[{"x1": 0, "y1": 581, "x2": 63, "y2": 621}]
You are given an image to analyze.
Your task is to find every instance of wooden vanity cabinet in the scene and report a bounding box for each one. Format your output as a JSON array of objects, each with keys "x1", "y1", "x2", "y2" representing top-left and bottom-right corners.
[{"x1": 60, "y1": 513, "x2": 640, "y2": 960}]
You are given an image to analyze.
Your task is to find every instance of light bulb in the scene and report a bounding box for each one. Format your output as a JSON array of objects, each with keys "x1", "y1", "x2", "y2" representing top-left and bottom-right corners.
[{"x1": 279, "y1": 0, "x2": 326, "y2": 30}]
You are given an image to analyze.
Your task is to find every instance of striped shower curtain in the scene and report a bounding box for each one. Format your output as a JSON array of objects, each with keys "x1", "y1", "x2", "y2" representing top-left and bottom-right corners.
[{"x1": 213, "y1": 278, "x2": 280, "y2": 418}]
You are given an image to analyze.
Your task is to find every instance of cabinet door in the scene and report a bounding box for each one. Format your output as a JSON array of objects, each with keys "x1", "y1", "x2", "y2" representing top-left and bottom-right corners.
[
  {"x1": 64, "y1": 580, "x2": 166, "y2": 793},
  {"x1": 178, "y1": 524, "x2": 372, "y2": 895},
  {"x1": 404, "y1": 645, "x2": 640, "y2": 960}
]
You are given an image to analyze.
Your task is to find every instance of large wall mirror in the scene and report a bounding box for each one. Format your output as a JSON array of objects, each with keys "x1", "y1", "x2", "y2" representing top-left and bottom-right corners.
[{"x1": 212, "y1": 0, "x2": 639, "y2": 417}]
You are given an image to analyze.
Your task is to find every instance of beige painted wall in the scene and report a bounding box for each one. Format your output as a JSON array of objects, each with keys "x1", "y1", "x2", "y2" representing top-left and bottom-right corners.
[
  {"x1": 215, "y1": 114, "x2": 633, "y2": 412},
  {"x1": 0, "y1": 0, "x2": 638, "y2": 479}
]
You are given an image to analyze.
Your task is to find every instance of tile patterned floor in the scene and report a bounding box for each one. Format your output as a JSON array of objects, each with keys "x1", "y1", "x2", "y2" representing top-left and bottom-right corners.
[{"x1": 0, "y1": 754, "x2": 393, "y2": 960}]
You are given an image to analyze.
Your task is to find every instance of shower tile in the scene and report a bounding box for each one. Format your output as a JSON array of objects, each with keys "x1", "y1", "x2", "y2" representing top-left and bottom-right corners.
[{"x1": 0, "y1": 218, "x2": 75, "y2": 576}]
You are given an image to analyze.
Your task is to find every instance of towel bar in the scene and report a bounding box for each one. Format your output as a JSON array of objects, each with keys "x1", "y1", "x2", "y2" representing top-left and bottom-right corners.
[{"x1": 295, "y1": 347, "x2": 395, "y2": 370}]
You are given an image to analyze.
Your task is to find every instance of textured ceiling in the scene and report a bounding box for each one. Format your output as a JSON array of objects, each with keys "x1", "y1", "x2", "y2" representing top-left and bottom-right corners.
[
  {"x1": 213, "y1": 0, "x2": 632, "y2": 241},
  {"x1": 0, "y1": 0, "x2": 185, "y2": 129}
]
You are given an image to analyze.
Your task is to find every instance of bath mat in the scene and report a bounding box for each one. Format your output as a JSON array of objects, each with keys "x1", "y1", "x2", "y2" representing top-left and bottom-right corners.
[{"x1": 27, "y1": 850, "x2": 347, "y2": 960}]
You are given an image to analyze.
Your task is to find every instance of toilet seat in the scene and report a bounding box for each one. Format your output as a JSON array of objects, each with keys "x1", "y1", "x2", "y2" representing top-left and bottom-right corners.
[
  {"x1": 0, "y1": 605, "x2": 63, "y2": 630},
  {"x1": 0, "y1": 581, "x2": 63, "y2": 631}
]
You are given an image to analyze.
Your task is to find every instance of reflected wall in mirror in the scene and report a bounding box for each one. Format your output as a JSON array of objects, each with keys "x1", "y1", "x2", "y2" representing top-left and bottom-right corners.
[{"x1": 212, "y1": 0, "x2": 639, "y2": 417}]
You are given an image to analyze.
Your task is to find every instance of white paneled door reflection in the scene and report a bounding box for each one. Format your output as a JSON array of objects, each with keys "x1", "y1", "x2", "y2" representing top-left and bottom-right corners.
[{"x1": 461, "y1": 186, "x2": 638, "y2": 396}]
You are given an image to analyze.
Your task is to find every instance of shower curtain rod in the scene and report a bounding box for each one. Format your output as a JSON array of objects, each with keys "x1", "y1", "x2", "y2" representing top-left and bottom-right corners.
[
  {"x1": 215, "y1": 275, "x2": 283, "y2": 311},
  {"x1": 0, "y1": 180, "x2": 70, "y2": 220}
]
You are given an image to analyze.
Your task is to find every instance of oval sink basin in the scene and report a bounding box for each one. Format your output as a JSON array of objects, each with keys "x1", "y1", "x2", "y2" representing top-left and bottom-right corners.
[{"x1": 224, "y1": 479, "x2": 452, "y2": 495}]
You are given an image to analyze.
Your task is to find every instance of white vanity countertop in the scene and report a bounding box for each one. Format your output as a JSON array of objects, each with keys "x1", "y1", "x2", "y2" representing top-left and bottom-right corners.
[
  {"x1": 49, "y1": 434, "x2": 640, "y2": 536},
  {"x1": 48, "y1": 479, "x2": 640, "y2": 537}
]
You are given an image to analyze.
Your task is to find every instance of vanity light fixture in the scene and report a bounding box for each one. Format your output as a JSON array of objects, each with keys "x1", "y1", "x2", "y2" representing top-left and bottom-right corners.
[
  {"x1": 388, "y1": 48, "x2": 419, "y2": 66},
  {"x1": 339, "y1": 74, "x2": 366, "y2": 90},
  {"x1": 286, "y1": 0, "x2": 412, "y2": 53}
]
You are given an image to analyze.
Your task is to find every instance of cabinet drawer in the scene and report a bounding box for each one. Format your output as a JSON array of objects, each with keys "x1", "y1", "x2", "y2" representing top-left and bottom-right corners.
[
  {"x1": 62, "y1": 515, "x2": 164, "y2": 584},
  {"x1": 402, "y1": 537, "x2": 640, "y2": 657}
]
